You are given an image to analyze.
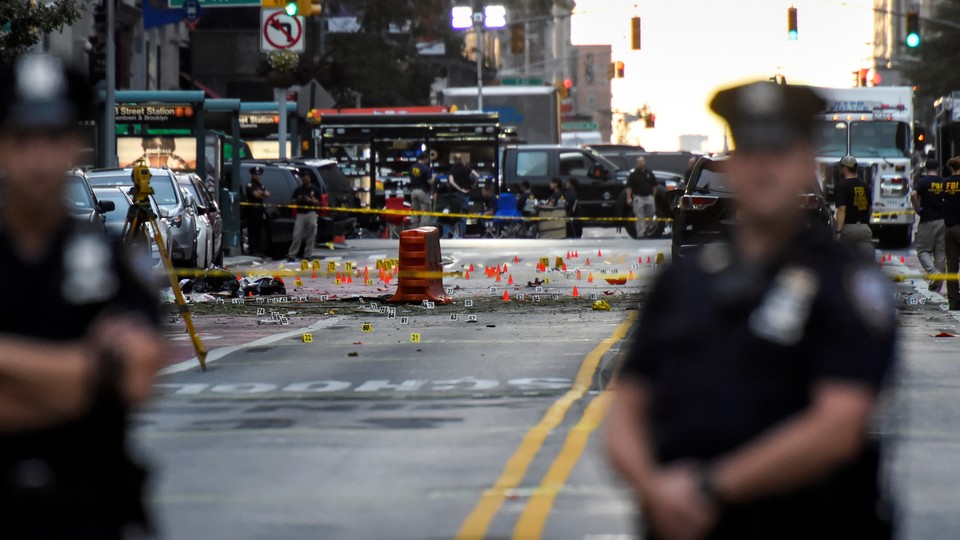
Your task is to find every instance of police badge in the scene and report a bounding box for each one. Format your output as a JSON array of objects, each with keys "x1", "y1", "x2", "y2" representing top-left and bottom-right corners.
[{"x1": 61, "y1": 233, "x2": 118, "y2": 304}]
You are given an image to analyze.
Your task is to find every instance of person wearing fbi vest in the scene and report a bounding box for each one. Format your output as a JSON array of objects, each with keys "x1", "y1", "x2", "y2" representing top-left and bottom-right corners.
[
  {"x1": 912, "y1": 159, "x2": 947, "y2": 292},
  {"x1": 833, "y1": 155, "x2": 873, "y2": 258},
  {"x1": 607, "y1": 81, "x2": 897, "y2": 540}
]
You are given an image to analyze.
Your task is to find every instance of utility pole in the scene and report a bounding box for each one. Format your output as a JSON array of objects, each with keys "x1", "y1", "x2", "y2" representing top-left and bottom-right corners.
[{"x1": 104, "y1": 0, "x2": 116, "y2": 167}]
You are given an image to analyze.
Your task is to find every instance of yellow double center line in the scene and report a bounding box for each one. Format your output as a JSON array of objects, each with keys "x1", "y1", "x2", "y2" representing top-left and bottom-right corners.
[{"x1": 455, "y1": 312, "x2": 636, "y2": 540}]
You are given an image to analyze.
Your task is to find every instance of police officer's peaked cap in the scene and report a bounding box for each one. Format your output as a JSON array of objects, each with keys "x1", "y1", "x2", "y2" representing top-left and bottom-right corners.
[
  {"x1": 249, "y1": 166, "x2": 264, "y2": 175},
  {"x1": 0, "y1": 53, "x2": 92, "y2": 130},
  {"x1": 710, "y1": 81, "x2": 826, "y2": 152}
]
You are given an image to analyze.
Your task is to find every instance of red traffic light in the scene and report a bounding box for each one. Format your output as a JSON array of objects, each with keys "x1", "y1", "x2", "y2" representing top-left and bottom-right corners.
[{"x1": 563, "y1": 79, "x2": 572, "y2": 89}]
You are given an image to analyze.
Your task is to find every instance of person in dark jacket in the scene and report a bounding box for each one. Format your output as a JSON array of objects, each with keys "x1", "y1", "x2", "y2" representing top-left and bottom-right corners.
[{"x1": 564, "y1": 177, "x2": 582, "y2": 238}]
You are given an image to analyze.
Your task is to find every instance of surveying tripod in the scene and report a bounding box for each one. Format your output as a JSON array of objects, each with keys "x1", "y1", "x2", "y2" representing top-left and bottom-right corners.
[{"x1": 122, "y1": 165, "x2": 207, "y2": 371}]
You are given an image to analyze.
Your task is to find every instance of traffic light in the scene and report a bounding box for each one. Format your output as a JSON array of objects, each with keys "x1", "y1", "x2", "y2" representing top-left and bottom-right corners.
[
  {"x1": 510, "y1": 23, "x2": 524, "y2": 55},
  {"x1": 905, "y1": 10, "x2": 920, "y2": 48},
  {"x1": 616, "y1": 60, "x2": 625, "y2": 78},
  {"x1": 787, "y1": 7, "x2": 798, "y2": 41},
  {"x1": 296, "y1": 0, "x2": 322, "y2": 16},
  {"x1": 630, "y1": 17, "x2": 641, "y2": 50}
]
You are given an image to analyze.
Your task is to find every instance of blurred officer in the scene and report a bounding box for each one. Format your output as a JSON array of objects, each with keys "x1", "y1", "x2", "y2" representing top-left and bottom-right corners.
[
  {"x1": 944, "y1": 158, "x2": 960, "y2": 310},
  {"x1": 607, "y1": 81, "x2": 897, "y2": 540},
  {"x1": 0, "y1": 54, "x2": 164, "y2": 538},
  {"x1": 834, "y1": 155, "x2": 874, "y2": 257},
  {"x1": 245, "y1": 165, "x2": 270, "y2": 257},
  {"x1": 627, "y1": 156, "x2": 659, "y2": 238},
  {"x1": 912, "y1": 159, "x2": 946, "y2": 292},
  {"x1": 287, "y1": 168, "x2": 322, "y2": 261},
  {"x1": 408, "y1": 152, "x2": 433, "y2": 228}
]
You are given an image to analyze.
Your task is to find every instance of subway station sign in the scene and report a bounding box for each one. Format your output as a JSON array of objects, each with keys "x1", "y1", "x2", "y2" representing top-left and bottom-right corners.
[
  {"x1": 167, "y1": 0, "x2": 259, "y2": 7},
  {"x1": 115, "y1": 104, "x2": 196, "y2": 124}
]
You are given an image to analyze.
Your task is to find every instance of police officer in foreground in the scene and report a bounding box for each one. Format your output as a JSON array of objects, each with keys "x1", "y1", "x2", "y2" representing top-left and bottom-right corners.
[
  {"x1": 833, "y1": 155, "x2": 874, "y2": 257},
  {"x1": 606, "y1": 81, "x2": 897, "y2": 540},
  {"x1": 0, "y1": 54, "x2": 164, "y2": 538},
  {"x1": 245, "y1": 165, "x2": 270, "y2": 257}
]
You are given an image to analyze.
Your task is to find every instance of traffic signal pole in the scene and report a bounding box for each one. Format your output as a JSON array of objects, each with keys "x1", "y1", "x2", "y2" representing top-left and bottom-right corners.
[{"x1": 104, "y1": 0, "x2": 116, "y2": 167}]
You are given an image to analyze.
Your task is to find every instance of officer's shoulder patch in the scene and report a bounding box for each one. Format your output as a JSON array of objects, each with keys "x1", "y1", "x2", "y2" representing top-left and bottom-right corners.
[
  {"x1": 844, "y1": 265, "x2": 895, "y2": 334},
  {"x1": 698, "y1": 242, "x2": 732, "y2": 274}
]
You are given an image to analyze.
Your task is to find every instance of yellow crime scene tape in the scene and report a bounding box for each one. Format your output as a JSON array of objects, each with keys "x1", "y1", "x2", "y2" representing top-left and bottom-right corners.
[{"x1": 238, "y1": 201, "x2": 670, "y2": 223}]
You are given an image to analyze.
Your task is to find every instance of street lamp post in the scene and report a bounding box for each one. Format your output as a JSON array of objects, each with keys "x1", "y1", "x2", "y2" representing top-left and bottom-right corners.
[{"x1": 452, "y1": 4, "x2": 506, "y2": 112}]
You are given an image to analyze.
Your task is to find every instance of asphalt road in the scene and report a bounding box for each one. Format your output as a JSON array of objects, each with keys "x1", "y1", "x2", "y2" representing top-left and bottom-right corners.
[{"x1": 137, "y1": 231, "x2": 960, "y2": 540}]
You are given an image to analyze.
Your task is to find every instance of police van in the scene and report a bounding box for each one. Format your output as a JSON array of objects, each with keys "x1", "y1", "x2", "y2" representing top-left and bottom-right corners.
[{"x1": 813, "y1": 87, "x2": 917, "y2": 247}]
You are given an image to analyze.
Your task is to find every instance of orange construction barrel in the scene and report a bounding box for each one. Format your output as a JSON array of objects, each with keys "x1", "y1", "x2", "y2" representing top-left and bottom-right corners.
[{"x1": 388, "y1": 227, "x2": 453, "y2": 304}]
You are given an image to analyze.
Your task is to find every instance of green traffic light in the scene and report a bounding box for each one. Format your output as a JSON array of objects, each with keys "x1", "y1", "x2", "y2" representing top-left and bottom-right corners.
[
  {"x1": 788, "y1": 30, "x2": 798, "y2": 41},
  {"x1": 906, "y1": 32, "x2": 920, "y2": 48},
  {"x1": 284, "y1": 1, "x2": 298, "y2": 16}
]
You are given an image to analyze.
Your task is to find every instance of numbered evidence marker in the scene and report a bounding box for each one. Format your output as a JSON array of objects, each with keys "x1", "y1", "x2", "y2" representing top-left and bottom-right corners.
[
  {"x1": 364, "y1": 279, "x2": 373, "y2": 286},
  {"x1": 535, "y1": 286, "x2": 544, "y2": 293},
  {"x1": 552, "y1": 293, "x2": 560, "y2": 300},
  {"x1": 302, "y1": 333, "x2": 313, "y2": 343},
  {"x1": 399, "y1": 316, "x2": 410, "y2": 325},
  {"x1": 256, "y1": 307, "x2": 265, "y2": 316},
  {"x1": 216, "y1": 298, "x2": 225, "y2": 304},
  {"x1": 410, "y1": 333, "x2": 421, "y2": 343},
  {"x1": 590, "y1": 293, "x2": 599, "y2": 300},
  {"x1": 533, "y1": 295, "x2": 541, "y2": 303},
  {"x1": 464, "y1": 299, "x2": 474, "y2": 308},
  {"x1": 327, "y1": 261, "x2": 337, "y2": 273},
  {"x1": 362, "y1": 323, "x2": 373, "y2": 332},
  {"x1": 387, "y1": 307, "x2": 397, "y2": 319},
  {"x1": 467, "y1": 314, "x2": 478, "y2": 322},
  {"x1": 450, "y1": 314, "x2": 459, "y2": 322},
  {"x1": 516, "y1": 294, "x2": 525, "y2": 301},
  {"x1": 345, "y1": 262, "x2": 354, "y2": 273},
  {"x1": 489, "y1": 286, "x2": 498, "y2": 295},
  {"x1": 319, "y1": 295, "x2": 329, "y2": 301}
]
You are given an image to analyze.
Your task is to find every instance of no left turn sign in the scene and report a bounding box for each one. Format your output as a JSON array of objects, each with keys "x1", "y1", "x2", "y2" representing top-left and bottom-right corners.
[{"x1": 261, "y1": 9, "x2": 305, "y2": 53}]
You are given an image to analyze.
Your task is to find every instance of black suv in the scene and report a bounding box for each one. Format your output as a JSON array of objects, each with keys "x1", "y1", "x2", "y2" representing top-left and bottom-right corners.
[{"x1": 671, "y1": 156, "x2": 835, "y2": 259}]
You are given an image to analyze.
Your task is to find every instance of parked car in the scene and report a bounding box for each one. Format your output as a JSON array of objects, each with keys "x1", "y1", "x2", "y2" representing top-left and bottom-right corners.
[
  {"x1": 177, "y1": 173, "x2": 223, "y2": 266},
  {"x1": 86, "y1": 167, "x2": 200, "y2": 267},
  {"x1": 65, "y1": 170, "x2": 113, "y2": 231},
  {"x1": 671, "y1": 156, "x2": 835, "y2": 259},
  {"x1": 92, "y1": 186, "x2": 171, "y2": 267}
]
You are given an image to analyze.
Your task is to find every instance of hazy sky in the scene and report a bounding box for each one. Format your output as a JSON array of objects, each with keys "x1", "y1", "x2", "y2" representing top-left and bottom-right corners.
[{"x1": 571, "y1": 0, "x2": 877, "y2": 151}]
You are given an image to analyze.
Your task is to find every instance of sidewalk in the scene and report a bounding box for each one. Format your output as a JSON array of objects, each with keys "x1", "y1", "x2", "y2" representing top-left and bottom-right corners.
[{"x1": 881, "y1": 254, "x2": 960, "y2": 539}]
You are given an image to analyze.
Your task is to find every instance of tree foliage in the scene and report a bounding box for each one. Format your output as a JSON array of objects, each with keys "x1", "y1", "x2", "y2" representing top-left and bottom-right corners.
[
  {"x1": 0, "y1": 0, "x2": 87, "y2": 61},
  {"x1": 902, "y1": 1, "x2": 960, "y2": 109},
  {"x1": 314, "y1": 0, "x2": 453, "y2": 107}
]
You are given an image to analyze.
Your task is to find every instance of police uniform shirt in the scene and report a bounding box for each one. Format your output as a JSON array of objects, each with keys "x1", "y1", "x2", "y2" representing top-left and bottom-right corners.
[
  {"x1": 835, "y1": 177, "x2": 871, "y2": 224},
  {"x1": 619, "y1": 227, "x2": 896, "y2": 535},
  {"x1": 0, "y1": 220, "x2": 159, "y2": 533},
  {"x1": 409, "y1": 162, "x2": 433, "y2": 192},
  {"x1": 914, "y1": 174, "x2": 945, "y2": 222},
  {"x1": 942, "y1": 175, "x2": 960, "y2": 227},
  {"x1": 246, "y1": 177, "x2": 266, "y2": 204},
  {"x1": 627, "y1": 168, "x2": 657, "y2": 197}
]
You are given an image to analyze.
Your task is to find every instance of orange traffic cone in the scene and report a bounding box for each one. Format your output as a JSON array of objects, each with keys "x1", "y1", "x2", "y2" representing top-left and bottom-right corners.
[
  {"x1": 513, "y1": 255, "x2": 520, "y2": 263},
  {"x1": 236, "y1": 273, "x2": 242, "y2": 281},
  {"x1": 347, "y1": 273, "x2": 353, "y2": 284},
  {"x1": 628, "y1": 270, "x2": 635, "y2": 280},
  {"x1": 585, "y1": 258, "x2": 591, "y2": 266},
  {"x1": 496, "y1": 272, "x2": 502, "y2": 282},
  {"x1": 576, "y1": 269, "x2": 582, "y2": 280},
  {"x1": 364, "y1": 267, "x2": 370, "y2": 282},
  {"x1": 507, "y1": 274, "x2": 514, "y2": 285},
  {"x1": 311, "y1": 268, "x2": 317, "y2": 279},
  {"x1": 587, "y1": 272, "x2": 594, "y2": 283},
  {"x1": 247, "y1": 290, "x2": 253, "y2": 297},
  {"x1": 502, "y1": 263, "x2": 508, "y2": 273},
  {"x1": 566, "y1": 251, "x2": 571, "y2": 259},
  {"x1": 469, "y1": 263, "x2": 475, "y2": 272},
  {"x1": 464, "y1": 271, "x2": 471, "y2": 280},
  {"x1": 502, "y1": 290, "x2": 511, "y2": 302},
  {"x1": 572, "y1": 286, "x2": 580, "y2": 297},
  {"x1": 900, "y1": 255, "x2": 905, "y2": 264},
  {"x1": 597, "y1": 249, "x2": 602, "y2": 257},
  {"x1": 647, "y1": 256, "x2": 653, "y2": 264},
  {"x1": 562, "y1": 262, "x2": 567, "y2": 272},
  {"x1": 573, "y1": 251, "x2": 579, "y2": 258}
]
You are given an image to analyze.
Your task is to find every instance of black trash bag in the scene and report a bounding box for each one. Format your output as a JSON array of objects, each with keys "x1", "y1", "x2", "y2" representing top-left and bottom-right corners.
[
  {"x1": 241, "y1": 276, "x2": 286, "y2": 296},
  {"x1": 180, "y1": 267, "x2": 241, "y2": 297}
]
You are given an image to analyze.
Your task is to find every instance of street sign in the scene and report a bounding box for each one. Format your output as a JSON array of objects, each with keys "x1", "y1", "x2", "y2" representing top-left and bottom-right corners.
[
  {"x1": 182, "y1": 0, "x2": 200, "y2": 22},
  {"x1": 168, "y1": 0, "x2": 258, "y2": 7},
  {"x1": 260, "y1": 9, "x2": 305, "y2": 53},
  {"x1": 562, "y1": 121, "x2": 598, "y2": 131}
]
